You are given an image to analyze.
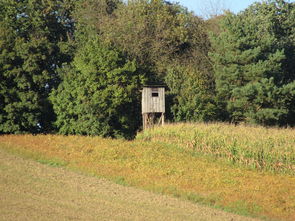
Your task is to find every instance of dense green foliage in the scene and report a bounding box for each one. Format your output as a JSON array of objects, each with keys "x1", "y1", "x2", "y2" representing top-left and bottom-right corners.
[
  {"x1": 1, "y1": 0, "x2": 295, "y2": 137},
  {"x1": 165, "y1": 65, "x2": 219, "y2": 122},
  {"x1": 0, "y1": 0, "x2": 74, "y2": 133},
  {"x1": 50, "y1": 36, "x2": 145, "y2": 138},
  {"x1": 210, "y1": 0, "x2": 295, "y2": 126},
  {"x1": 75, "y1": 0, "x2": 215, "y2": 123}
]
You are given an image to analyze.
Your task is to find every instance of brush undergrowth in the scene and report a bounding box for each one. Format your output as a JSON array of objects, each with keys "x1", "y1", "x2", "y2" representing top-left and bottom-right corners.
[{"x1": 0, "y1": 123, "x2": 294, "y2": 220}]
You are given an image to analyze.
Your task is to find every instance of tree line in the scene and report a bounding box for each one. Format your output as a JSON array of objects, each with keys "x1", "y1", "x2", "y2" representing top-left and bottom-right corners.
[{"x1": 1, "y1": 0, "x2": 294, "y2": 138}]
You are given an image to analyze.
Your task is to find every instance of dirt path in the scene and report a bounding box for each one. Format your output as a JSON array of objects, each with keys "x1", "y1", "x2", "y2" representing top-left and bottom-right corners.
[{"x1": 0, "y1": 149, "x2": 258, "y2": 221}]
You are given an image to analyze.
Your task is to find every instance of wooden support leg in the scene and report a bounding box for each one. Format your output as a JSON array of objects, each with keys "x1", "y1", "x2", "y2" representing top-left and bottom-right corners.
[{"x1": 143, "y1": 114, "x2": 148, "y2": 130}]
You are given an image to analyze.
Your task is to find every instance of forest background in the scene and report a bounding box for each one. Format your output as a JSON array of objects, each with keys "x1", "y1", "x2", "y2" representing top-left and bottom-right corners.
[{"x1": 1, "y1": 0, "x2": 295, "y2": 139}]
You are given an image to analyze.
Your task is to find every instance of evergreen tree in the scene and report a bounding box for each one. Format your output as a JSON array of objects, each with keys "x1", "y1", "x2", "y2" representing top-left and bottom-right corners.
[
  {"x1": 50, "y1": 36, "x2": 145, "y2": 138},
  {"x1": 210, "y1": 0, "x2": 295, "y2": 126},
  {"x1": 0, "y1": 0, "x2": 74, "y2": 133}
]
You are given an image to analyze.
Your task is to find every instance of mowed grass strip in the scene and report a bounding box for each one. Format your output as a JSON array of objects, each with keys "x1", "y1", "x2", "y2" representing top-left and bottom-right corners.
[{"x1": 0, "y1": 127, "x2": 294, "y2": 220}]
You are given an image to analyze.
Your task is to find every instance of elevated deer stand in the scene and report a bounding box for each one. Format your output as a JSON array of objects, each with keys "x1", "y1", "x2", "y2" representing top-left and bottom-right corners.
[{"x1": 142, "y1": 86, "x2": 165, "y2": 130}]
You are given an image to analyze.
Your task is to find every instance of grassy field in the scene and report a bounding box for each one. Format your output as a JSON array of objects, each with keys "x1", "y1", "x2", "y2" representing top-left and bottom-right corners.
[
  {"x1": 0, "y1": 123, "x2": 295, "y2": 220},
  {"x1": 1, "y1": 149, "x2": 255, "y2": 221}
]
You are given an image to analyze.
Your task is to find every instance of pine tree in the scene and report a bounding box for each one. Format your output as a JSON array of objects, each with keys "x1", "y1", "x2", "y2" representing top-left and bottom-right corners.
[{"x1": 210, "y1": 0, "x2": 295, "y2": 126}]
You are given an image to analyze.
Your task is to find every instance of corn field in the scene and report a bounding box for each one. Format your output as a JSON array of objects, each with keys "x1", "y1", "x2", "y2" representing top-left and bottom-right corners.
[{"x1": 137, "y1": 123, "x2": 295, "y2": 175}]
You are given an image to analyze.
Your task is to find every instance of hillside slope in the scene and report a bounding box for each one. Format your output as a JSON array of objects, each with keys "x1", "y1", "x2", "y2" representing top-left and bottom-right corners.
[{"x1": 0, "y1": 149, "x2": 257, "y2": 221}]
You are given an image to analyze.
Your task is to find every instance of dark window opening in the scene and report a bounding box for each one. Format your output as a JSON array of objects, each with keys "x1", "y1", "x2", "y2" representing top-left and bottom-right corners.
[{"x1": 152, "y1": 93, "x2": 159, "y2": 97}]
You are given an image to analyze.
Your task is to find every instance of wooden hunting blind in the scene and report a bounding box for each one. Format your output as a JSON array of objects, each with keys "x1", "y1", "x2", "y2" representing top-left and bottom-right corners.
[{"x1": 142, "y1": 86, "x2": 165, "y2": 130}]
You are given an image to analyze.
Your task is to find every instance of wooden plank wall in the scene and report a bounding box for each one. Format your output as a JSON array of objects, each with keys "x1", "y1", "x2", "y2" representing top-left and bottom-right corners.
[{"x1": 142, "y1": 87, "x2": 165, "y2": 114}]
